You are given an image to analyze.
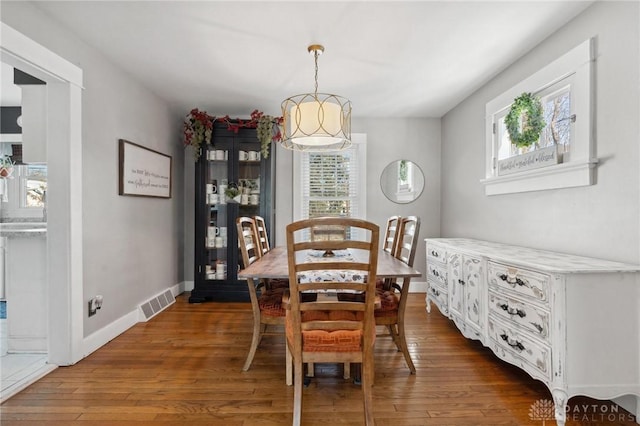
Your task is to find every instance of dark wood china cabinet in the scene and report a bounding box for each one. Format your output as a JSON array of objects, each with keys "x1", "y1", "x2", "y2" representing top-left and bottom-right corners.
[{"x1": 190, "y1": 122, "x2": 275, "y2": 302}]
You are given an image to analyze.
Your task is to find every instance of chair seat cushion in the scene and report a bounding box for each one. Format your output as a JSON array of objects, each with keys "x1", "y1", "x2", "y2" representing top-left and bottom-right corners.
[
  {"x1": 285, "y1": 310, "x2": 370, "y2": 353},
  {"x1": 374, "y1": 287, "x2": 399, "y2": 318},
  {"x1": 301, "y1": 329, "x2": 363, "y2": 352},
  {"x1": 258, "y1": 288, "x2": 286, "y2": 317},
  {"x1": 336, "y1": 289, "x2": 399, "y2": 318},
  {"x1": 268, "y1": 278, "x2": 289, "y2": 290}
]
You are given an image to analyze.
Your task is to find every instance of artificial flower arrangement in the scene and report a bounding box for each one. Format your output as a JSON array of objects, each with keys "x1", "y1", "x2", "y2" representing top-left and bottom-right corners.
[
  {"x1": 0, "y1": 156, "x2": 15, "y2": 178},
  {"x1": 183, "y1": 108, "x2": 282, "y2": 159}
]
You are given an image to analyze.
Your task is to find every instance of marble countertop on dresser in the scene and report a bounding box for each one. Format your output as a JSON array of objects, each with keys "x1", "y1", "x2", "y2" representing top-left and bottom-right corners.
[{"x1": 425, "y1": 238, "x2": 640, "y2": 274}]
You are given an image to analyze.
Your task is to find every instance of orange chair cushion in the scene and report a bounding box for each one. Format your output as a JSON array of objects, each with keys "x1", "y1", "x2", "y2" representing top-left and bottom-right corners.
[
  {"x1": 286, "y1": 310, "x2": 371, "y2": 353},
  {"x1": 336, "y1": 289, "x2": 399, "y2": 318},
  {"x1": 374, "y1": 288, "x2": 399, "y2": 318},
  {"x1": 258, "y1": 288, "x2": 286, "y2": 317},
  {"x1": 301, "y1": 329, "x2": 363, "y2": 352},
  {"x1": 268, "y1": 278, "x2": 289, "y2": 290}
]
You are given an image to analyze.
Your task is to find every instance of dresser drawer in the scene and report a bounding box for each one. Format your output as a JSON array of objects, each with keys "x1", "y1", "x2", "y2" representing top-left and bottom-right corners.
[
  {"x1": 426, "y1": 244, "x2": 447, "y2": 264},
  {"x1": 488, "y1": 291, "x2": 549, "y2": 342},
  {"x1": 488, "y1": 317, "x2": 551, "y2": 382},
  {"x1": 427, "y1": 281, "x2": 448, "y2": 314},
  {"x1": 487, "y1": 262, "x2": 550, "y2": 304},
  {"x1": 427, "y1": 262, "x2": 447, "y2": 286}
]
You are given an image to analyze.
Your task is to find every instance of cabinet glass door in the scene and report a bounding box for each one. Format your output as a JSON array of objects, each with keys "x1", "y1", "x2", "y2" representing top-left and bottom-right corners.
[
  {"x1": 190, "y1": 123, "x2": 274, "y2": 303},
  {"x1": 204, "y1": 146, "x2": 230, "y2": 282}
]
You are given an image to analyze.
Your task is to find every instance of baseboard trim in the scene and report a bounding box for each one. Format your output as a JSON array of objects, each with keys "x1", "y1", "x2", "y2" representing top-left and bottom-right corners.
[
  {"x1": 82, "y1": 283, "x2": 183, "y2": 358},
  {"x1": 409, "y1": 281, "x2": 427, "y2": 293}
]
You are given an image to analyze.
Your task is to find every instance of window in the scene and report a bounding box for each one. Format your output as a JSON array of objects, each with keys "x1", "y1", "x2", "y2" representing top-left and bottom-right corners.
[
  {"x1": 483, "y1": 38, "x2": 595, "y2": 195},
  {"x1": 495, "y1": 83, "x2": 573, "y2": 162},
  {"x1": 293, "y1": 134, "x2": 367, "y2": 238},
  {"x1": 23, "y1": 164, "x2": 47, "y2": 208},
  {"x1": 0, "y1": 164, "x2": 47, "y2": 219}
]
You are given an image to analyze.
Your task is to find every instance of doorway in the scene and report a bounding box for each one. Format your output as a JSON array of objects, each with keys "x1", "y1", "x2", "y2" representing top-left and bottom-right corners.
[{"x1": 0, "y1": 22, "x2": 84, "y2": 401}]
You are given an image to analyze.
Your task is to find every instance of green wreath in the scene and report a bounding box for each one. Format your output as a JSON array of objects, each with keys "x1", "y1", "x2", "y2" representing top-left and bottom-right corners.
[{"x1": 504, "y1": 92, "x2": 545, "y2": 148}]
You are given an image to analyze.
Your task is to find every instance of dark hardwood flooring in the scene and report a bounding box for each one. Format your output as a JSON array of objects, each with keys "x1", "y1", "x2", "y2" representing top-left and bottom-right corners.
[{"x1": 1, "y1": 293, "x2": 637, "y2": 425}]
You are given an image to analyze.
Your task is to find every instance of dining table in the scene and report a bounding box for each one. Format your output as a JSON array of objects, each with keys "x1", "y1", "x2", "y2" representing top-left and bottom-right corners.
[
  {"x1": 239, "y1": 244, "x2": 424, "y2": 387},
  {"x1": 238, "y1": 246, "x2": 422, "y2": 281},
  {"x1": 237, "y1": 245, "x2": 422, "y2": 385}
]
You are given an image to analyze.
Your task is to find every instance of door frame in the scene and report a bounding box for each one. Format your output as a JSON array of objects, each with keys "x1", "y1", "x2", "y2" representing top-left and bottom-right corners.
[{"x1": 1, "y1": 22, "x2": 84, "y2": 365}]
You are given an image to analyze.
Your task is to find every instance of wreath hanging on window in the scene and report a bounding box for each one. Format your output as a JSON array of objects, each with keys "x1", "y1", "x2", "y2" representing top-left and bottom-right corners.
[{"x1": 504, "y1": 92, "x2": 545, "y2": 148}]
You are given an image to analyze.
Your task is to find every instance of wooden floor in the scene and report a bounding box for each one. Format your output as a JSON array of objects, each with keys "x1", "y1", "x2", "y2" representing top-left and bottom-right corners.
[{"x1": 1, "y1": 293, "x2": 637, "y2": 425}]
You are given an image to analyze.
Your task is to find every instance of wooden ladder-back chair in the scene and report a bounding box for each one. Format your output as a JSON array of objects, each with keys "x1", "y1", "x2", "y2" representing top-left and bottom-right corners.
[
  {"x1": 285, "y1": 217, "x2": 379, "y2": 426},
  {"x1": 236, "y1": 216, "x2": 292, "y2": 384},
  {"x1": 380, "y1": 215, "x2": 402, "y2": 289},
  {"x1": 253, "y1": 215, "x2": 289, "y2": 292},
  {"x1": 375, "y1": 215, "x2": 421, "y2": 374},
  {"x1": 383, "y1": 215, "x2": 402, "y2": 255},
  {"x1": 254, "y1": 215, "x2": 270, "y2": 256}
]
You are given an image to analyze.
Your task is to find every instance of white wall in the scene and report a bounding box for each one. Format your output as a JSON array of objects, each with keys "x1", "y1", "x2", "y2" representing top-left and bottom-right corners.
[
  {"x1": 2, "y1": 3, "x2": 184, "y2": 336},
  {"x1": 441, "y1": 1, "x2": 640, "y2": 264},
  {"x1": 274, "y1": 117, "x2": 441, "y2": 279}
]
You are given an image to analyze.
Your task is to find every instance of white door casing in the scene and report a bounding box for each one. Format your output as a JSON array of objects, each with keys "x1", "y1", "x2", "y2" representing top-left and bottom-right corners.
[{"x1": 0, "y1": 22, "x2": 84, "y2": 365}]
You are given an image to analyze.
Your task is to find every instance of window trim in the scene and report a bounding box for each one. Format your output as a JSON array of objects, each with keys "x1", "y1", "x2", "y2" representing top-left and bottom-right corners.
[
  {"x1": 482, "y1": 38, "x2": 596, "y2": 195},
  {"x1": 293, "y1": 133, "x2": 367, "y2": 223}
]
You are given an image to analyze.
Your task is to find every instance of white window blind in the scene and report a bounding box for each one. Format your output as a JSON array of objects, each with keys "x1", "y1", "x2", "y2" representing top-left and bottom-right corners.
[
  {"x1": 301, "y1": 149, "x2": 360, "y2": 219},
  {"x1": 293, "y1": 134, "x2": 367, "y2": 236}
]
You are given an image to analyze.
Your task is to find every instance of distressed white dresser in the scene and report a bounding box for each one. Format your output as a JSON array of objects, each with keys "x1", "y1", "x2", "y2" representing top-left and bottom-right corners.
[{"x1": 425, "y1": 238, "x2": 640, "y2": 426}]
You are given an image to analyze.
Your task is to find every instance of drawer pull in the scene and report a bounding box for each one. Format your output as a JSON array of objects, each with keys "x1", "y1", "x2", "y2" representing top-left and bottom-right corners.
[
  {"x1": 499, "y1": 273, "x2": 526, "y2": 287},
  {"x1": 500, "y1": 333, "x2": 525, "y2": 352},
  {"x1": 458, "y1": 279, "x2": 465, "y2": 285},
  {"x1": 430, "y1": 250, "x2": 439, "y2": 258},
  {"x1": 430, "y1": 287, "x2": 440, "y2": 297},
  {"x1": 531, "y1": 322, "x2": 544, "y2": 334},
  {"x1": 498, "y1": 302, "x2": 526, "y2": 318},
  {"x1": 431, "y1": 269, "x2": 440, "y2": 278}
]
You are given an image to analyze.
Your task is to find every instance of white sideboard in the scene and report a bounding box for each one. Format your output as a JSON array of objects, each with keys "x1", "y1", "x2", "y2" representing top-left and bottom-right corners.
[{"x1": 425, "y1": 238, "x2": 640, "y2": 426}]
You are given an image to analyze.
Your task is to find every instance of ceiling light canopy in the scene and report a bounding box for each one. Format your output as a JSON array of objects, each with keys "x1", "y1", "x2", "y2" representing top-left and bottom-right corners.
[{"x1": 281, "y1": 44, "x2": 352, "y2": 152}]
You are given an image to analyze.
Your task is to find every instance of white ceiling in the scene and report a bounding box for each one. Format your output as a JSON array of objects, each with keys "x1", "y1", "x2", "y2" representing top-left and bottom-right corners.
[{"x1": 10, "y1": 1, "x2": 593, "y2": 118}]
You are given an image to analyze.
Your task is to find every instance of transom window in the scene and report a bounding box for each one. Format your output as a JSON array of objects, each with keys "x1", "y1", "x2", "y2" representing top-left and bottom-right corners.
[
  {"x1": 483, "y1": 38, "x2": 595, "y2": 195},
  {"x1": 495, "y1": 82, "x2": 573, "y2": 162}
]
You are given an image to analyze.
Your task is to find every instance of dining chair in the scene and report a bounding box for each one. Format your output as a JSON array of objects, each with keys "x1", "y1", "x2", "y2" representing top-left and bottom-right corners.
[
  {"x1": 253, "y1": 215, "x2": 289, "y2": 292},
  {"x1": 375, "y1": 215, "x2": 420, "y2": 374},
  {"x1": 379, "y1": 215, "x2": 402, "y2": 289},
  {"x1": 382, "y1": 215, "x2": 402, "y2": 255},
  {"x1": 254, "y1": 215, "x2": 270, "y2": 256},
  {"x1": 236, "y1": 216, "x2": 292, "y2": 384},
  {"x1": 285, "y1": 217, "x2": 379, "y2": 426},
  {"x1": 310, "y1": 223, "x2": 347, "y2": 241}
]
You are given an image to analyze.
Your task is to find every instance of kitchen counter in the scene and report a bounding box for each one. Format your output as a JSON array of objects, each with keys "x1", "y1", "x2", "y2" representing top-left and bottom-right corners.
[
  {"x1": 2, "y1": 221, "x2": 47, "y2": 352},
  {"x1": 0, "y1": 222, "x2": 47, "y2": 238}
]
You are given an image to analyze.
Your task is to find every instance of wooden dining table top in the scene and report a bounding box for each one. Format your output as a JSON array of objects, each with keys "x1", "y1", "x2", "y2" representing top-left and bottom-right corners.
[{"x1": 238, "y1": 246, "x2": 422, "y2": 280}]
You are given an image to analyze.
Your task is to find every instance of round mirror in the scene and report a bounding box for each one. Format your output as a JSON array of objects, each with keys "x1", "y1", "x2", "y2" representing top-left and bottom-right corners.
[{"x1": 380, "y1": 160, "x2": 425, "y2": 204}]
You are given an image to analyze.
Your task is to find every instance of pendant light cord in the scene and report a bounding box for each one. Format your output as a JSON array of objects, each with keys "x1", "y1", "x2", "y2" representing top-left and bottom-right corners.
[{"x1": 313, "y1": 49, "x2": 319, "y2": 98}]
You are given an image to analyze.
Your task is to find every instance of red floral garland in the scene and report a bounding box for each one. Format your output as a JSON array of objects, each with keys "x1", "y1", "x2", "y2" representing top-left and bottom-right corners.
[{"x1": 183, "y1": 109, "x2": 282, "y2": 159}]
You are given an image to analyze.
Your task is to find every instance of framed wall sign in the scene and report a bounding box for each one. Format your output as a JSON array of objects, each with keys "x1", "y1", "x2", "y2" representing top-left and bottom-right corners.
[{"x1": 118, "y1": 139, "x2": 172, "y2": 198}]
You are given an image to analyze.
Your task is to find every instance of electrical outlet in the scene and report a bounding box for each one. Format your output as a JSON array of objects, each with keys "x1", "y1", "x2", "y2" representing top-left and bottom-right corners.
[
  {"x1": 88, "y1": 295, "x2": 103, "y2": 317},
  {"x1": 88, "y1": 299, "x2": 97, "y2": 317}
]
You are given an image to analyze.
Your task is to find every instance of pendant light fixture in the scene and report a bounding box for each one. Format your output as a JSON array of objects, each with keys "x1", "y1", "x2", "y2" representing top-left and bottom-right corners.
[{"x1": 281, "y1": 44, "x2": 352, "y2": 152}]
